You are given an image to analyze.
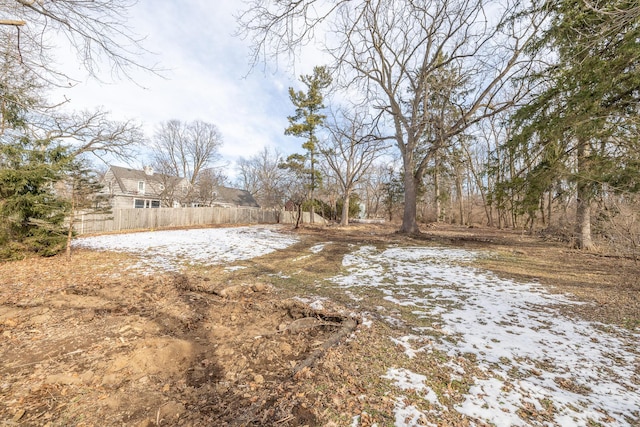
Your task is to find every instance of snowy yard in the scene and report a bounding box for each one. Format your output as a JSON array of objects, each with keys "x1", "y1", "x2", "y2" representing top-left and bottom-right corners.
[
  {"x1": 334, "y1": 246, "x2": 640, "y2": 426},
  {"x1": 75, "y1": 226, "x2": 640, "y2": 426},
  {"x1": 74, "y1": 226, "x2": 299, "y2": 271}
]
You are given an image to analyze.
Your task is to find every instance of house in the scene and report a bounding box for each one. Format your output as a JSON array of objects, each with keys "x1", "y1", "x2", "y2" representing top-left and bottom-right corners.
[
  {"x1": 99, "y1": 165, "x2": 259, "y2": 209},
  {"x1": 210, "y1": 185, "x2": 260, "y2": 208},
  {"x1": 99, "y1": 165, "x2": 184, "y2": 209}
]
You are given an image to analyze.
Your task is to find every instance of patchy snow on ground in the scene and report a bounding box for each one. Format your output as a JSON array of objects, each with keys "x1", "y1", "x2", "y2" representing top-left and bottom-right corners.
[
  {"x1": 391, "y1": 399, "x2": 433, "y2": 427},
  {"x1": 383, "y1": 368, "x2": 441, "y2": 407},
  {"x1": 332, "y1": 246, "x2": 640, "y2": 427},
  {"x1": 293, "y1": 242, "x2": 330, "y2": 261},
  {"x1": 309, "y1": 242, "x2": 329, "y2": 253},
  {"x1": 74, "y1": 228, "x2": 639, "y2": 426},
  {"x1": 74, "y1": 226, "x2": 298, "y2": 271}
]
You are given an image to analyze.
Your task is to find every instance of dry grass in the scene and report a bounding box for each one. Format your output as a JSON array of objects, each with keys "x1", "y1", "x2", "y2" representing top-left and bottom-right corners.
[{"x1": 1, "y1": 222, "x2": 638, "y2": 426}]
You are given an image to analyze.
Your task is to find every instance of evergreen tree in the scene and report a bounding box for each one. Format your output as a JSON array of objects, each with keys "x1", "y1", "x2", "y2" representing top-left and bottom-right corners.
[
  {"x1": 382, "y1": 168, "x2": 404, "y2": 222},
  {"x1": 285, "y1": 65, "x2": 332, "y2": 223},
  {"x1": 509, "y1": 0, "x2": 640, "y2": 249},
  {"x1": 63, "y1": 161, "x2": 108, "y2": 258},
  {"x1": 0, "y1": 137, "x2": 72, "y2": 258}
]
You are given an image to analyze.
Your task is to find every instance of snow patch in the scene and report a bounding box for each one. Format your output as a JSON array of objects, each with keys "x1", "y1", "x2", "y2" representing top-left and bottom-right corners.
[
  {"x1": 309, "y1": 243, "x2": 329, "y2": 253},
  {"x1": 332, "y1": 245, "x2": 640, "y2": 426},
  {"x1": 74, "y1": 226, "x2": 298, "y2": 271},
  {"x1": 383, "y1": 368, "x2": 440, "y2": 407},
  {"x1": 391, "y1": 398, "x2": 436, "y2": 427}
]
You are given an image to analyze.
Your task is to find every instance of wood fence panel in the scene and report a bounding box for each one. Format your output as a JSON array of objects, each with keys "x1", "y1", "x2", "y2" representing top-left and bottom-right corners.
[
  {"x1": 72, "y1": 207, "x2": 327, "y2": 235},
  {"x1": 75, "y1": 207, "x2": 278, "y2": 235}
]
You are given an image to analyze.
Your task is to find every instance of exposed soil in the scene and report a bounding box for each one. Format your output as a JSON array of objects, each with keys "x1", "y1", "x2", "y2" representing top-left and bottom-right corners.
[
  {"x1": 1, "y1": 222, "x2": 638, "y2": 426},
  {"x1": 0, "y1": 250, "x2": 356, "y2": 426}
]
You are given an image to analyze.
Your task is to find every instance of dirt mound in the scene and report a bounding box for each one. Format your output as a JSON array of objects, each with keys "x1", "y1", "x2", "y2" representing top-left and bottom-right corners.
[{"x1": 0, "y1": 259, "x2": 356, "y2": 426}]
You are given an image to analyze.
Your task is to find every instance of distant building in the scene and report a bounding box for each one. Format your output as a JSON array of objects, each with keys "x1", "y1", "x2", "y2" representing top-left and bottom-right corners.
[
  {"x1": 99, "y1": 165, "x2": 259, "y2": 209},
  {"x1": 99, "y1": 165, "x2": 178, "y2": 209},
  {"x1": 209, "y1": 185, "x2": 260, "y2": 208}
]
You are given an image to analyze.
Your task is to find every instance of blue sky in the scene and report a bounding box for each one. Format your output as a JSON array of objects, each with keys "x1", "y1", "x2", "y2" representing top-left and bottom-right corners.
[{"x1": 53, "y1": 0, "x2": 320, "y2": 176}]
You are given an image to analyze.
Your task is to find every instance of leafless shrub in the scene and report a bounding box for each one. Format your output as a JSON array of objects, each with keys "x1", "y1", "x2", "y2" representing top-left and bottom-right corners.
[{"x1": 597, "y1": 197, "x2": 640, "y2": 261}]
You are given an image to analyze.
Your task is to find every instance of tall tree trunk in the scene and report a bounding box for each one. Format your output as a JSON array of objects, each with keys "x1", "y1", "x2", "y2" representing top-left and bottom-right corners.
[
  {"x1": 434, "y1": 159, "x2": 441, "y2": 222},
  {"x1": 576, "y1": 140, "x2": 595, "y2": 250},
  {"x1": 467, "y1": 160, "x2": 492, "y2": 227},
  {"x1": 295, "y1": 204, "x2": 302, "y2": 229},
  {"x1": 401, "y1": 171, "x2": 420, "y2": 234},
  {"x1": 547, "y1": 190, "x2": 553, "y2": 227},
  {"x1": 340, "y1": 189, "x2": 351, "y2": 226},
  {"x1": 331, "y1": 196, "x2": 337, "y2": 221},
  {"x1": 309, "y1": 151, "x2": 315, "y2": 224},
  {"x1": 576, "y1": 190, "x2": 593, "y2": 249},
  {"x1": 456, "y1": 173, "x2": 464, "y2": 225}
]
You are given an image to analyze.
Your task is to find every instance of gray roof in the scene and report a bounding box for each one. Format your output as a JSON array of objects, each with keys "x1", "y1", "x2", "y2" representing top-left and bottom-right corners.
[
  {"x1": 109, "y1": 165, "x2": 179, "y2": 184},
  {"x1": 106, "y1": 166, "x2": 259, "y2": 207},
  {"x1": 108, "y1": 165, "x2": 183, "y2": 197},
  {"x1": 212, "y1": 186, "x2": 260, "y2": 207}
]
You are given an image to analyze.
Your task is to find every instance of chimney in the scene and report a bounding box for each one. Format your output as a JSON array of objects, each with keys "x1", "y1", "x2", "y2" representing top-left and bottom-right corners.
[{"x1": 143, "y1": 166, "x2": 154, "y2": 176}]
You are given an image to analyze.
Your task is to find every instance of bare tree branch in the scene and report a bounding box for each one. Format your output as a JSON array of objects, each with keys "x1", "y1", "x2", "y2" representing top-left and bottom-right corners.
[
  {"x1": 239, "y1": 0, "x2": 549, "y2": 233},
  {"x1": 236, "y1": 146, "x2": 288, "y2": 208},
  {"x1": 320, "y1": 105, "x2": 390, "y2": 224},
  {"x1": 149, "y1": 119, "x2": 224, "y2": 205},
  {"x1": 2, "y1": 0, "x2": 160, "y2": 84}
]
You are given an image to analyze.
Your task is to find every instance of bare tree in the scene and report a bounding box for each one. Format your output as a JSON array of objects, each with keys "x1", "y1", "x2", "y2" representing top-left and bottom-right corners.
[
  {"x1": 196, "y1": 168, "x2": 228, "y2": 207},
  {"x1": 48, "y1": 109, "x2": 145, "y2": 161},
  {"x1": 278, "y1": 153, "x2": 309, "y2": 228},
  {"x1": 1, "y1": 0, "x2": 158, "y2": 83},
  {"x1": 356, "y1": 162, "x2": 391, "y2": 219},
  {"x1": 236, "y1": 146, "x2": 287, "y2": 209},
  {"x1": 2, "y1": 95, "x2": 144, "y2": 165},
  {"x1": 150, "y1": 120, "x2": 224, "y2": 200},
  {"x1": 320, "y1": 106, "x2": 389, "y2": 225},
  {"x1": 316, "y1": 161, "x2": 340, "y2": 220},
  {"x1": 239, "y1": 0, "x2": 547, "y2": 234},
  {"x1": 0, "y1": 2, "x2": 149, "y2": 162}
]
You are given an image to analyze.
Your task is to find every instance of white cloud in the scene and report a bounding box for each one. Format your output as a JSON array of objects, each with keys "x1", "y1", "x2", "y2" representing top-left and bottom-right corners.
[{"x1": 50, "y1": 0, "x2": 317, "y2": 176}]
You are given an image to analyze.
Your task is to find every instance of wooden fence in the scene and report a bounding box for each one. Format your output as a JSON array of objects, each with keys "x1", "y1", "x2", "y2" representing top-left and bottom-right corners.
[{"x1": 72, "y1": 207, "x2": 326, "y2": 235}]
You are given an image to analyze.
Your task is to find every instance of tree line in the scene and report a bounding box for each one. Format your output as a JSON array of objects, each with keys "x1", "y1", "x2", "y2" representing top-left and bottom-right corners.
[{"x1": 237, "y1": 0, "x2": 640, "y2": 256}]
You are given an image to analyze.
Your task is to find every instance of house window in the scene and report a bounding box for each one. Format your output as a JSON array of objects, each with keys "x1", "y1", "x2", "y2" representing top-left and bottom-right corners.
[
  {"x1": 134, "y1": 199, "x2": 160, "y2": 208},
  {"x1": 138, "y1": 181, "x2": 145, "y2": 194}
]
